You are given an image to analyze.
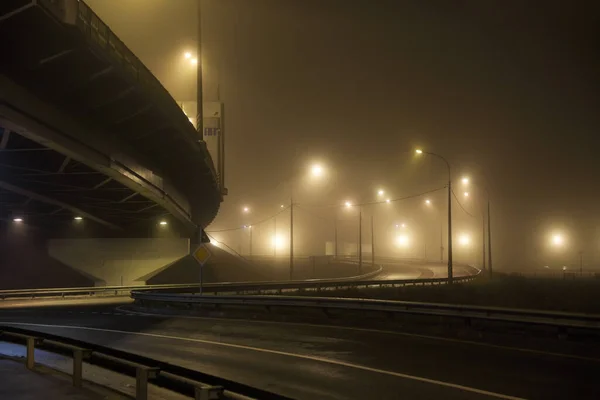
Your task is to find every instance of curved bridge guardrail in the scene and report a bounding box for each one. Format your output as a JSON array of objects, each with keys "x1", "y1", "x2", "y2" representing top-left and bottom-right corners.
[
  {"x1": 130, "y1": 291, "x2": 600, "y2": 333},
  {"x1": 0, "y1": 325, "x2": 288, "y2": 400},
  {"x1": 0, "y1": 264, "x2": 385, "y2": 301}
]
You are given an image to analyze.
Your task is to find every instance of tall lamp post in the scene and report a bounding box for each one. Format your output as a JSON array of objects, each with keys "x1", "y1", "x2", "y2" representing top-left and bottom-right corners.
[
  {"x1": 416, "y1": 149, "x2": 453, "y2": 283},
  {"x1": 462, "y1": 178, "x2": 493, "y2": 277},
  {"x1": 290, "y1": 163, "x2": 326, "y2": 280}
]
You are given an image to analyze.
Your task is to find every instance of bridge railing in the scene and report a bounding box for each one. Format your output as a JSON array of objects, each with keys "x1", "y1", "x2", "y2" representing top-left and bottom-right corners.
[
  {"x1": 0, "y1": 263, "x2": 483, "y2": 300},
  {"x1": 130, "y1": 291, "x2": 600, "y2": 333},
  {"x1": 0, "y1": 325, "x2": 286, "y2": 400}
]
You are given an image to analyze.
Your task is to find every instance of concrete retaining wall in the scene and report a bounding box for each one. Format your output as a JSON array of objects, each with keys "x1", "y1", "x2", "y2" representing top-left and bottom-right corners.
[{"x1": 47, "y1": 238, "x2": 189, "y2": 286}]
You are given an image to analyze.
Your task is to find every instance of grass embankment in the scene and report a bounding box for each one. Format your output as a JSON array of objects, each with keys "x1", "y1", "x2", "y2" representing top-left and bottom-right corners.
[{"x1": 296, "y1": 274, "x2": 600, "y2": 314}]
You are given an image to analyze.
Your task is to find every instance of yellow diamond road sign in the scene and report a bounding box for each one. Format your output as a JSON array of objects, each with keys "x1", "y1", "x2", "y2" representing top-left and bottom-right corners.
[{"x1": 192, "y1": 244, "x2": 211, "y2": 265}]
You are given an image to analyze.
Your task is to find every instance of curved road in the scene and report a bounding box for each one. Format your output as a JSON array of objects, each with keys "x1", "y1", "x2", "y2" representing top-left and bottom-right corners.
[
  {"x1": 373, "y1": 261, "x2": 474, "y2": 280},
  {"x1": 1, "y1": 302, "x2": 599, "y2": 399}
]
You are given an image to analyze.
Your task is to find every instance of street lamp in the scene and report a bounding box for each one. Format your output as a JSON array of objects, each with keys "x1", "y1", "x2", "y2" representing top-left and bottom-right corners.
[
  {"x1": 463, "y1": 192, "x2": 469, "y2": 197},
  {"x1": 552, "y1": 234, "x2": 564, "y2": 246},
  {"x1": 377, "y1": 189, "x2": 385, "y2": 197},
  {"x1": 396, "y1": 234, "x2": 410, "y2": 248},
  {"x1": 344, "y1": 201, "x2": 352, "y2": 208},
  {"x1": 242, "y1": 206, "x2": 250, "y2": 213},
  {"x1": 425, "y1": 199, "x2": 431, "y2": 205},
  {"x1": 415, "y1": 148, "x2": 453, "y2": 283},
  {"x1": 311, "y1": 164, "x2": 323, "y2": 177},
  {"x1": 463, "y1": 177, "x2": 493, "y2": 277},
  {"x1": 289, "y1": 163, "x2": 328, "y2": 280}
]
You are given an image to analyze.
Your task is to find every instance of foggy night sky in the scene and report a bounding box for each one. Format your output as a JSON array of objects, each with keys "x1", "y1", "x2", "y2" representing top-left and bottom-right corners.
[{"x1": 87, "y1": 0, "x2": 600, "y2": 269}]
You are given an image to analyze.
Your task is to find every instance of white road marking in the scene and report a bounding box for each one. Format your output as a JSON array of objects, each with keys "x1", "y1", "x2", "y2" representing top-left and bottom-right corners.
[
  {"x1": 115, "y1": 306, "x2": 600, "y2": 363},
  {"x1": 0, "y1": 321, "x2": 524, "y2": 400}
]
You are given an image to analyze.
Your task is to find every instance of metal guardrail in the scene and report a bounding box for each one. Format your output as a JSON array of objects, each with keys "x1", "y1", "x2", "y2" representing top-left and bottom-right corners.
[
  {"x1": 0, "y1": 262, "x2": 480, "y2": 301},
  {"x1": 0, "y1": 325, "x2": 289, "y2": 400},
  {"x1": 130, "y1": 291, "x2": 600, "y2": 332},
  {"x1": 0, "y1": 263, "x2": 385, "y2": 300}
]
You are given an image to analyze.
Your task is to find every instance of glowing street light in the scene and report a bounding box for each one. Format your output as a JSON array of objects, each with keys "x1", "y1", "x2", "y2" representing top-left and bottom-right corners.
[
  {"x1": 242, "y1": 206, "x2": 250, "y2": 213},
  {"x1": 425, "y1": 199, "x2": 431, "y2": 205},
  {"x1": 552, "y1": 234, "x2": 564, "y2": 247},
  {"x1": 377, "y1": 189, "x2": 385, "y2": 197},
  {"x1": 190, "y1": 58, "x2": 198, "y2": 65},
  {"x1": 271, "y1": 234, "x2": 284, "y2": 250},
  {"x1": 462, "y1": 177, "x2": 469, "y2": 185},
  {"x1": 385, "y1": 198, "x2": 390, "y2": 203},
  {"x1": 311, "y1": 164, "x2": 324, "y2": 177},
  {"x1": 13, "y1": 218, "x2": 23, "y2": 223},
  {"x1": 159, "y1": 221, "x2": 167, "y2": 226},
  {"x1": 344, "y1": 201, "x2": 352, "y2": 208},
  {"x1": 464, "y1": 192, "x2": 469, "y2": 197},
  {"x1": 184, "y1": 52, "x2": 192, "y2": 59},
  {"x1": 74, "y1": 216, "x2": 83, "y2": 221},
  {"x1": 458, "y1": 234, "x2": 470, "y2": 246},
  {"x1": 401, "y1": 223, "x2": 406, "y2": 228},
  {"x1": 396, "y1": 234, "x2": 410, "y2": 248},
  {"x1": 415, "y1": 147, "x2": 453, "y2": 282},
  {"x1": 280, "y1": 204, "x2": 285, "y2": 208}
]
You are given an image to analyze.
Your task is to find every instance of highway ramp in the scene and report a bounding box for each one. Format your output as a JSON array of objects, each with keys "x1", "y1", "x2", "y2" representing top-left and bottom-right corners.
[{"x1": 1, "y1": 303, "x2": 598, "y2": 400}]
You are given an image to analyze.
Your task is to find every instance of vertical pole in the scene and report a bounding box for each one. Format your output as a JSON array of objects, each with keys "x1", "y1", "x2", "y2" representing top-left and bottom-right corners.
[
  {"x1": 273, "y1": 217, "x2": 276, "y2": 258},
  {"x1": 482, "y1": 216, "x2": 486, "y2": 270},
  {"x1": 193, "y1": 228, "x2": 203, "y2": 295},
  {"x1": 249, "y1": 226, "x2": 252, "y2": 257},
  {"x1": 73, "y1": 349, "x2": 84, "y2": 388},
  {"x1": 334, "y1": 218, "x2": 338, "y2": 258},
  {"x1": 440, "y1": 220, "x2": 444, "y2": 262},
  {"x1": 579, "y1": 251, "x2": 583, "y2": 276},
  {"x1": 195, "y1": 0, "x2": 203, "y2": 140},
  {"x1": 371, "y1": 214, "x2": 375, "y2": 267},
  {"x1": 487, "y1": 199, "x2": 492, "y2": 278},
  {"x1": 358, "y1": 207, "x2": 362, "y2": 274},
  {"x1": 290, "y1": 195, "x2": 294, "y2": 280},
  {"x1": 26, "y1": 337, "x2": 35, "y2": 370},
  {"x1": 447, "y1": 179, "x2": 453, "y2": 283},
  {"x1": 136, "y1": 368, "x2": 149, "y2": 400}
]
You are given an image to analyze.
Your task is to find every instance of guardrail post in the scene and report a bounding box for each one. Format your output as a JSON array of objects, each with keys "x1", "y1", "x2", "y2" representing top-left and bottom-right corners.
[
  {"x1": 194, "y1": 385, "x2": 224, "y2": 400},
  {"x1": 26, "y1": 336, "x2": 36, "y2": 369},
  {"x1": 72, "y1": 348, "x2": 92, "y2": 387},
  {"x1": 136, "y1": 366, "x2": 159, "y2": 400}
]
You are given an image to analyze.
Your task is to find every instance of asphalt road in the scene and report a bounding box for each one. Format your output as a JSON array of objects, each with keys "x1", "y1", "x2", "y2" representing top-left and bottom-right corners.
[
  {"x1": 1, "y1": 302, "x2": 599, "y2": 399},
  {"x1": 373, "y1": 261, "x2": 473, "y2": 280}
]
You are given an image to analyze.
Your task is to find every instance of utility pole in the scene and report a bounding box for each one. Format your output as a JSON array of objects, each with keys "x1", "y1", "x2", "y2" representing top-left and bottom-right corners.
[
  {"x1": 289, "y1": 194, "x2": 294, "y2": 280},
  {"x1": 371, "y1": 214, "x2": 375, "y2": 267},
  {"x1": 482, "y1": 217, "x2": 486, "y2": 270},
  {"x1": 487, "y1": 199, "x2": 492, "y2": 278},
  {"x1": 440, "y1": 220, "x2": 444, "y2": 262},
  {"x1": 334, "y1": 218, "x2": 338, "y2": 258},
  {"x1": 249, "y1": 226, "x2": 252, "y2": 257},
  {"x1": 358, "y1": 207, "x2": 362, "y2": 274},
  {"x1": 447, "y1": 179, "x2": 453, "y2": 283}
]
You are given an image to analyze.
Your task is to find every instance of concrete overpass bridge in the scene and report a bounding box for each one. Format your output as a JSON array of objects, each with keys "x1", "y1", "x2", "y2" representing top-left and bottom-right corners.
[{"x1": 0, "y1": 0, "x2": 223, "y2": 288}]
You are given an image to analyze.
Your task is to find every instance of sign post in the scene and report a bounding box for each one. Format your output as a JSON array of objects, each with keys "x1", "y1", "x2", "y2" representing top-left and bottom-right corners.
[{"x1": 192, "y1": 243, "x2": 211, "y2": 295}]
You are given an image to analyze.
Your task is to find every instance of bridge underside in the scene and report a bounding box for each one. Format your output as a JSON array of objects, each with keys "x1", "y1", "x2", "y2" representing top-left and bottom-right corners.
[
  {"x1": 0, "y1": 127, "x2": 173, "y2": 233},
  {"x1": 0, "y1": 0, "x2": 221, "y2": 234}
]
